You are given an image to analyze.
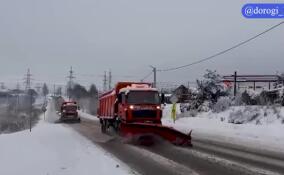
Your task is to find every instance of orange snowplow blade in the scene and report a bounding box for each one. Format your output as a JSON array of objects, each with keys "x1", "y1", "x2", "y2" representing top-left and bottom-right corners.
[{"x1": 119, "y1": 123, "x2": 192, "y2": 146}]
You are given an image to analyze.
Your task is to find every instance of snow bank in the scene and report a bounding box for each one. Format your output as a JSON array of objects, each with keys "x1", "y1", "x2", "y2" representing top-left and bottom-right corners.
[
  {"x1": 162, "y1": 104, "x2": 284, "y2": 153},
  {"x1": 78, "y1": 110, "x2": 99, "y2": 121},
  {"x1": 177, "y1": 105, "x2": 284, "y2": 125},
  {"x1": 0, "y1": 115, "x2": 132, "y2": 175}
]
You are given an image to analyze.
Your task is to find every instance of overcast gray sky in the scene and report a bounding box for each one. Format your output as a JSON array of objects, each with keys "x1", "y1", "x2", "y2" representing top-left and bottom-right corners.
[{"x1": 0, "y1": 0, "x2": 283, "y2": 90}]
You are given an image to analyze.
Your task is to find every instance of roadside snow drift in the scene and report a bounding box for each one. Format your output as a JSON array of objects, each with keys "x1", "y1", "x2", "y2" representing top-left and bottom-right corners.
[
  {"x1": 0, "y1": 116, "x2": 131, "y2": 175},
  {"x1": 162, "y1": 104, "x2": 284, "y2": 154}
]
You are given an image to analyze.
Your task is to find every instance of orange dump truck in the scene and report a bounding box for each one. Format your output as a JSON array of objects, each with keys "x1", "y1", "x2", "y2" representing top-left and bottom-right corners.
[
  {"x1": 60, "y1": 101, "x2": 81, "y2": 122},
  {"x1": 98, "y1": 82, "x2": 192, "y2": 146}
]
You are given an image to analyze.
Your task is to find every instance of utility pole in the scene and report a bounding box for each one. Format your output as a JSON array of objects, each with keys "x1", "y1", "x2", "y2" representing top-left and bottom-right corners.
[
  {"x1": 234, "y1": 71, "x2": 237, "y2": 96},
  {"x1": 150, "y1": 66, "x2": 157, "y2": 88},
  {"x1": 15, "y1": 82, "x2": 20, "y2": 113},
  {"x1": 67, "y1": 66, "x2": 75, "y2": 99},
  {"x1": 53, "y1": 84, "x2": 56, "y2": 96},
  {"x1": 29, "y1": 90, "x2": 32, "y2": 132},
  {"x1": 22, "y1": 69, "x2": 33, "y2": 132},
  {"x1": 108, "y1": 70, "x2": 112, "y2": 90},
  {"x1": 24, "y1": 68, "x2": 32, "y2": 92},
  {"x1": 103, "y1": 71, "x2": 107, "y2": 92}
]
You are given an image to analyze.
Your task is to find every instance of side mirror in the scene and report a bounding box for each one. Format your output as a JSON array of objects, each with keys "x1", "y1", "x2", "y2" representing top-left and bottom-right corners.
[{"x1": 161, "y1": 93, "x2": 165, "y2": 104}]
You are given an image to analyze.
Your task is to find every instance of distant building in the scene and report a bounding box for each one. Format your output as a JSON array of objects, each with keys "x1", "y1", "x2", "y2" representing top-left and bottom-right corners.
[
  {"x1": 222, "y1": 74, "x2": 280, "y2": 93},
  {"x1": 173, "y1": 85, "x2": 191, "y2": 103}
]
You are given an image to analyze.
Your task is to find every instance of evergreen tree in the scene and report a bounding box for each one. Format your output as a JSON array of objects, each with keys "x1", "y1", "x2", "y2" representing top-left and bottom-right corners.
[
  {"x1": 56, "y1": 87, "x2": 62, "y2": 96},
  {"x1": 70, "y1": 84, "x2": 88, "y2": 99},
  {"x1": 42, "y1": 83, "x2": 49, "y2": 97},
  {"x1": 89, "y1": 84, "x2": 98, "y2": 98},
  {"x1": 88, "y1": 84, "x2": 99, "y2": 115}
]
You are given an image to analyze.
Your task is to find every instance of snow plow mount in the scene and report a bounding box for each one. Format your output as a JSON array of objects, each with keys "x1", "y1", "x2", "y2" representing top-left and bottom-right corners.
[{"x1": 119, "y1": 123, "x2": 192, "y2": 146}]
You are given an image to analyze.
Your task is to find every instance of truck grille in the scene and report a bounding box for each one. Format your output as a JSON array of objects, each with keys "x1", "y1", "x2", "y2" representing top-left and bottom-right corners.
[{"x1": 132, "y1": 110, "x2": 157, "y2": 118}]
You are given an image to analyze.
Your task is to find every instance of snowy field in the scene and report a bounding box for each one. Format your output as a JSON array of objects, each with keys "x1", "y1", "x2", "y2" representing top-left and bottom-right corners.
[
  {"x1": 0, "y1": 111, "x2": 132, "y2": 175},
  {"x1": 162, "y1": 104, "x2": 284, "y2": 154}
]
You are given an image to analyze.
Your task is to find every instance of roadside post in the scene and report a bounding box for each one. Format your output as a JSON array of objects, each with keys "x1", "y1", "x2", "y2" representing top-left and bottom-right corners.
[{"x1": 42, "y1": 106, "x2": 47, "y2": 120}]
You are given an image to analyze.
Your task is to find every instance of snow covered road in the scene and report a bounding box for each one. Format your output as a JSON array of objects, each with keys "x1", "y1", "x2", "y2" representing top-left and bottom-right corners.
[
  {"x1": 71, "y1": 115, "x2": 284, "y2": 175},
  {"x1": 68, "y1": 112, "x2": 284, "y2": 174},
  {"x1": 32, "y1": 99, "x2": 284, "y2": 175},
  {"x1": 0, "y1": 103, "x2": 132, "y2": 175}
]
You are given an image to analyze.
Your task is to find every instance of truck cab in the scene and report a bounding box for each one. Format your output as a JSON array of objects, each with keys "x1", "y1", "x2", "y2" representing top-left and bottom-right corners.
[
  {"x1": 117, "y1": 84, "x2": 162, "y2": 124},
  {"x1": 60, "y1": 101, "x2": 81, "y2": 122}
]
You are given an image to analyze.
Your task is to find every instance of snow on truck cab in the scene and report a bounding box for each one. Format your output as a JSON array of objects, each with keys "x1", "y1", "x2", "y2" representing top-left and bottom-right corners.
[
  {"x1": 60, "y1": 101, "x2": 81, "y2": 122},
  {"x1": 98, "y1": 82, "x2": 192, "y2": 146}
]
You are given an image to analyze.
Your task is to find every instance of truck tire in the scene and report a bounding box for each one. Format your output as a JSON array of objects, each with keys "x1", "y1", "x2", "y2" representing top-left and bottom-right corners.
[{"x1": 114, "y1": 119, "x2": 121, "y2": 132}]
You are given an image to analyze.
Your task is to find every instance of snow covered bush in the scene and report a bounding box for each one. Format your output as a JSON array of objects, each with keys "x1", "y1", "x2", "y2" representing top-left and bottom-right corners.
[
  {"x1": 0, "y1": 109, "x2": 41, "y2": 134},
  {"x1": 228, "y1": 107, "x2": 259, "y2": 124},
  {"x1": 188, "y1": 70, "x2": 229, "y2": 111},
  {"x1": 187, "y1": 93, "x2": 204, "y2": 111},
  {"x1": 232, "y1": 93, "x2": 243, "y2": 106},
  {"x1": 213, "y1": 96, "x2": 232, "y2": 113},
  {"x1": 227, "y1": 106, "x2": 284, "y2": 124},
  {"x1": 241, "y1": 90, "x2": 253, "y2": 105},
  {"x1": 233, "y1": 90, "x2": 278, "y2": 106},
  {"x1": 197, "y1": 101, "x2": 211, "y2": 112},
  {"x1": 196, "y1": 70, "x2": 228, "y2": 104}
]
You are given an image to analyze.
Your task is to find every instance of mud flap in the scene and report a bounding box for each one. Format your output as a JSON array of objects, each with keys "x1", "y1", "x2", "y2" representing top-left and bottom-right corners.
[{"x1": 119, "y1": 123, "x2": 192, "y2": 146}]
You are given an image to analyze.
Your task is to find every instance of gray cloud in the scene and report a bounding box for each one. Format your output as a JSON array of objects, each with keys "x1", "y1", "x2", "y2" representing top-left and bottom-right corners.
[{"x1": 0, "y1": 0, "x2": 283, "y2": 90}]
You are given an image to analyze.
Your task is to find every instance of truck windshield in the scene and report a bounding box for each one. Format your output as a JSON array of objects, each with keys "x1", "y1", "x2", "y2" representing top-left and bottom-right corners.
[
  {"x1": 127, "y1": 91, "x2": 160, "y2": 105},
  {"x1": 65, "y1": 105, "x2": 77, "y2": 111}
]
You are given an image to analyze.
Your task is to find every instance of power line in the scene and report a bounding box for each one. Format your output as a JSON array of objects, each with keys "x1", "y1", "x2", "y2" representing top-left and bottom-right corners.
[
  {"x1": 140, "y1": 71, "x2": 152, "y2": 82},
  {"x1": 159, "y1": 21, "x2": 284, "y2": 72}
]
